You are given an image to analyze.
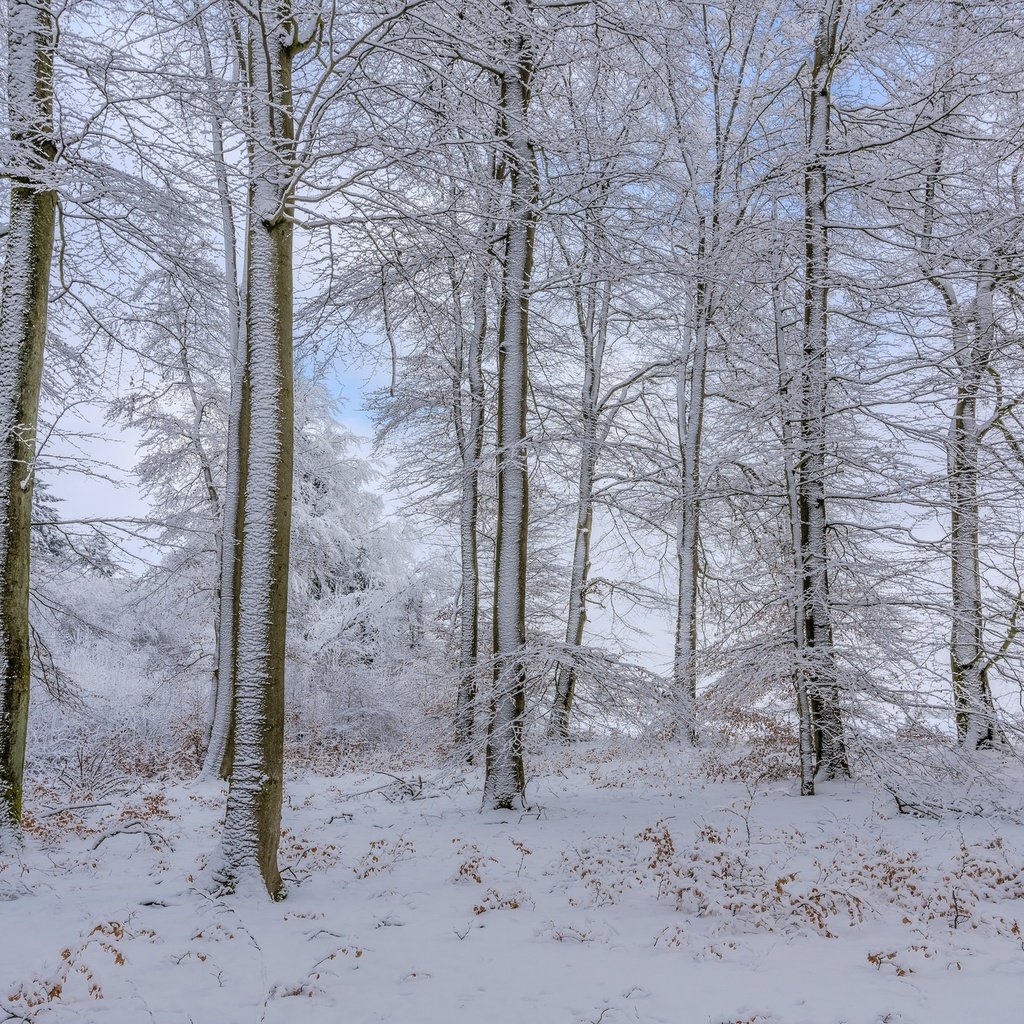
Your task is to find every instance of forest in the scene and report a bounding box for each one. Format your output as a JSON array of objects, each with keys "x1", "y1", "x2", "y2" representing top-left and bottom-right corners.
[{"x1": 2, "y1": 0, "x2": 1024, "y2": 1020}]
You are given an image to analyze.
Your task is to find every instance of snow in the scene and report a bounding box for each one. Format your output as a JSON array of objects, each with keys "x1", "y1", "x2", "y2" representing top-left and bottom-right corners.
[{"x1": 4, "y1": 746, "x2": 1024, "y2": 1023}]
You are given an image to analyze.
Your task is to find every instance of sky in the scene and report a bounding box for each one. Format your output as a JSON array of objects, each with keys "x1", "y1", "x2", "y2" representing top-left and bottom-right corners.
[{"x1": 42, "y1": 343, "x2": 390, "y2": 568}]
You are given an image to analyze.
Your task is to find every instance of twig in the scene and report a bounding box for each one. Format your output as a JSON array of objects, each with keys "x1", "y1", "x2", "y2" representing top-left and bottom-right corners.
[
  {"x1": 40, "y1": 801, "x2": 113, "y2": 818},
  {"x1": 92, "y1": 820, "x2": 173, "y2": 851}
]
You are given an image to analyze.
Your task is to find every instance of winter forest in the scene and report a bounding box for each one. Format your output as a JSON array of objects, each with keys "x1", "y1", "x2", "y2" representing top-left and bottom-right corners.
[{"x1": 3, "y1": 0, "x2": 1024, "y2": 1019}]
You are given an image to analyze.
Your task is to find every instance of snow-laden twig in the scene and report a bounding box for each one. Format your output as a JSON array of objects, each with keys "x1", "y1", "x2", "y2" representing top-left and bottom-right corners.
[{"x1": 91, "y1": 819, "x2": 173, "y2": 851}]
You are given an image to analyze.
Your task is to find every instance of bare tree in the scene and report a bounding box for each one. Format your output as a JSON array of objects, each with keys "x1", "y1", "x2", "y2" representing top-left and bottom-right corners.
[
  {"x1": 190, "y1": 3, "x2": 247, "y2": 781},
  {"x1": 909, "y1": 11, "x2": 1024, "y2": 750},
  {"x1": 791, "y1": 0, "x2": 851, "y2": 788},
  {"x1": 483, "y1": 0, "x2": 537, "y2": 810},
  {"x1": 0, "y1": 0, "x2": 58, "y2": 838},
  {"x1": 213, "y1": 0, "x2": 307, "y2": 897}
]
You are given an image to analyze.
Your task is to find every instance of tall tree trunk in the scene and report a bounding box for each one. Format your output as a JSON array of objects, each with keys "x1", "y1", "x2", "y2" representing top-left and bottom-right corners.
[
  {"x1": 206, "y1": 335, "x2": 244, "y2": 781},
  {"x1": 774, "y1": 284, "x2": 816, "y2": 795},
  {"x1": 673, "y1": 275, "x2": 708, "y2": 746},
  {"x1": 484, "y1": 19, "x2": 535, "y2": 810},
  {"x1": 916, "y1": 76, "x2": 1006, "y2": 752},
  {"x1": 452, "y1": 212, "x2": 493, "y2": 762},
  {"x1": 215, "y1": 0, "x2": 297, "y2": 897},
  {"x1": 947, "y1": 269, "x2": 1005, "y2": 749},
  {"x1": 197, "y1": 7, "x2": 245, "y2": 781},
  {"x1": 454, "y1": 441, "x2": 481, "y2": 758},
  {"x1": 548, "y1": 268, "x2": 609, "y2": 741},
  {"x1": 795, "y1": 1, "x2": 850, "y2": 786},
  {"x1": 177, "y1": 342, "x2": 226, "y2": 763},
  {"x1": 548, "y1": 399, "x2": 597, "y2": 741},
  {"x1": 0, "y1": 0, "x2": 57, "y2": 837}
]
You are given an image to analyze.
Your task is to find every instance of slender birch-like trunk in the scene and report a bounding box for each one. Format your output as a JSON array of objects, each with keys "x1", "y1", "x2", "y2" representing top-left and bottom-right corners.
[
  {"x1": 196, "y1": 9, "x2": 245, "y2": 780},
  {"x1": 672, "y1": 275, "x2": 708, "y2": 746},
  {"x1": 484, "y1": 13, "x2": 536, "y2": 809},
  {"x1": 0, "y1": 0, "x2": 57, "y2": 836},
  {"x1": 215, "y1": 0, "x2": 299, "y2": 897},
  {"x1": 663, "y1": 5, "x2": 764, "y2": 746},
  {"x1": 774, "y1": 284, "x2": 816, "y2": 795},
  {"x1": 548, "y1": 267, "x2": 610, "y2": 740},
  {"x1": 206, "y1": 304, "x2": 244, "y2": 781},
  {"x1": 177, "y1": 345, "x2": 226, "y2": 765},
  {"x1": 452, "y1": 178, "x2": 498, "y2": 761},
  {"x1": 796, "y1": 1, "x2": 850, "y2": 785},
  {"x1": 453, "y1": 284, "x2": 487, "y2": 760},
  {"x1": 945, "y1": 269, "x2": 1005, "y2": 749},
  {"x1": 919, "y1": 119, "x2": 1006, "y2": 751}
]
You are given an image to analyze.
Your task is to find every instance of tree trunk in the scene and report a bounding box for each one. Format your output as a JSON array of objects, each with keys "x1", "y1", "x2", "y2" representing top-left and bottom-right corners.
[
  {"x1": 214, "y1": 1, "x2": 296, "y2": 897},
  {"x1": 206, "y1": 351, "x2": 244, "y2": 781},
  {"x1": 548, "y1": 411, "x2": 597, "y2": 740},
  {"x1": 198, "y1": 8, "x2": 245, "y2": 780},
  {"x1": 484, "y1": 21, "x2": 535, "y2": 810},
  {"x1": 548, "y1": 267, "x2": 609, "y2": 741},
  {"x1": 796, "y1": 1, "x2": 850, "y2": 786},
  {"x1": 452, "y1": 218, "x2": 492, "y2": 762},
  {"x1": 0, "y1": 0, "x2": 57, "y2": 837},
  {"x1": 454, "y1": 447, "x2": 480, "y2": 758},
  {"x1": 178, "y1": 344, "x2": 226, "y2": 766},
  {"x1": 672, "y1": 277, "x2": 708, "y2": 746},
  {"x1": 774, "y1": 285, "x2": 816, "y2": 795},
  {"x1": 947, "y1": 270, "x2": 1005, "y2": 749},
  {"x1": 916, "y1": 80, "x2": 1006, "y2": 752}
]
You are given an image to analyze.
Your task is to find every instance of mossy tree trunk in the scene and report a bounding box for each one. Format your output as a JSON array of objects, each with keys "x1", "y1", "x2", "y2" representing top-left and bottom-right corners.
[
  {"x1": 215, "y1": 0, "x2": 302, "y2": 898},
  {"x1": 0, "y1": 0, "x2": 57, "y2": 838}
]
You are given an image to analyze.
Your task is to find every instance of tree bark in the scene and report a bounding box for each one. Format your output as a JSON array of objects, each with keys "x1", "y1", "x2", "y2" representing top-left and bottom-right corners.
[
  {"x1": 0, "y1": 0, "x2": 57, "y2": 837},
  {"x1": 774, "y1": 285, "x2": 816, "y2": 796},
  {"x1": 795, "y1": 0, "x2": 850, "y2": 787},
  {"x1": 945, "y1": 269, "x2": 1005, "y2": 749},
  {"x1": 672, "y1": 276, "x2": 708, "y2": 747},
  {"x1": 452, "y1": 191, "x2": 496, "y2": 763},
  {"x1": 484, "y1": 14, "x2": 535, "y2": 810},
  {"x1": 548, "y1": 256, "x2": 610, "y2": 741},
  {"x1": 214, "y1": 0, "x2": 298, "y2": 897},
  {"x1": 197, "y1": 7, "x2": 245, "y2": 781}
]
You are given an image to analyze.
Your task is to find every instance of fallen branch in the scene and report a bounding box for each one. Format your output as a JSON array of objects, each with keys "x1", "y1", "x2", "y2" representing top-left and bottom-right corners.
[
  {"x1": 92, "y1": 820, "x2": 173, "y2": 851},
  {"x1": 41, "y1": 801, "x2": 113, "y2": 818}
]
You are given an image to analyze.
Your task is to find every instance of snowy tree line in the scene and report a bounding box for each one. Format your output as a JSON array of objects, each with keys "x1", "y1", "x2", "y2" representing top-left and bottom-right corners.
[{"x1": 2, "y1": 0, "x2": 1023, "y2": 896}]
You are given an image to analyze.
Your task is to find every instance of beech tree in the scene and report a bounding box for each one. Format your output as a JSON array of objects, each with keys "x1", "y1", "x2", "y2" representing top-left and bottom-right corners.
[
  {"x1": 895, "y1": 4, "x2": 1024, "y2": 750},
  {"x1": 539, "y1": 18, "x2": 668, "y2": 741},
  {"x1": 196, "y1": 3, "x2": 246, "y2": 782},
  {"x1": 361, "y1": 66, "x2": 504, "y2": 763},
  {"x1": 790, "y1": 0, "x2": 851, "y2": 790},
  {"x1": 483, "y1": 0, "x2": 537, "y2": 810},
  {"x1": 656, "y1": 0, "x2": 788, "y2": 746},
  {"x1": 210, "y1": 0, "x2": 307, "y2": 897},
  {"x1": 0, "y1": 0, "x2": 57, "y2": 837}
]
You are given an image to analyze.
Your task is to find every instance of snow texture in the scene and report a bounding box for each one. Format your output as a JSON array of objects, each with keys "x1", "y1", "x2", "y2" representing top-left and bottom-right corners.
[{"x1": 4, "y1": 746, "x2": 1024, "y2": 1022}]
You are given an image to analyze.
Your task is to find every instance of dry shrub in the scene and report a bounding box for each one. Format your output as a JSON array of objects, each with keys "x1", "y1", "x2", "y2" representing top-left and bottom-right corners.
[
  {"x1": 353, "y1": 835, "x2": 415, "y2": 878},
  {"x1": 562, "y1": 817, "x2": 1024, "y2": 950},
  {"x1": 4, "y1": 918, "x2": 156, "y2": 1018},
  {"x1": 699, "y1": 706, "x2": 798, "y2": 784}
]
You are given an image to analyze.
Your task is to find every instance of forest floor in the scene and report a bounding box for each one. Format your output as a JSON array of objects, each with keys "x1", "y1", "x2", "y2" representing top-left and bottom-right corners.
[{"x1": 2, "y1": 743, "x2": 1024, "y2": 1023}]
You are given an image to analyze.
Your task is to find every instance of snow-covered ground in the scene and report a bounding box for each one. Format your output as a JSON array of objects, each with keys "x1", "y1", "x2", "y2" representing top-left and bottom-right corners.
[{"x1": 3, "y1": 746, "x2": 1024, "y2": 1023}]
